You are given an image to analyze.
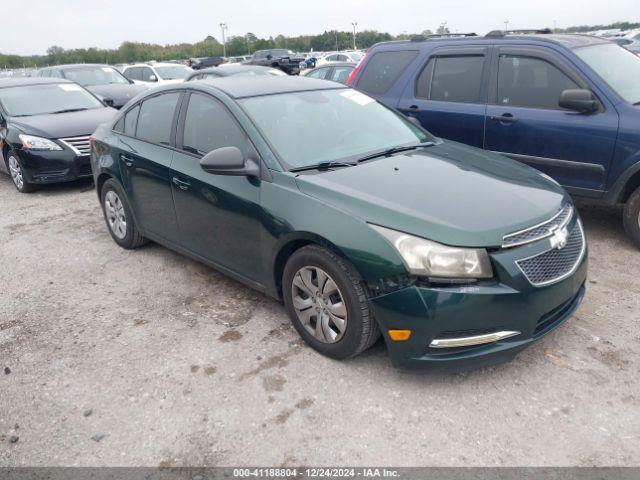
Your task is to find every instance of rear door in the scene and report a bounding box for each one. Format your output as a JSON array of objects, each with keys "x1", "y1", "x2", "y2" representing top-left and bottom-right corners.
[
  {"x1": 170, "y1": 91, "x2": 263, "y2": 282},
  {"x1": 484, "y1": 46, "x2": 618, "y2": 191},
  {"x1": 397, "y1": 46, "x2": 490, "y2": 148},
  {"x1": 116, "y1": 91, "x2": 182, "y2": 243}
]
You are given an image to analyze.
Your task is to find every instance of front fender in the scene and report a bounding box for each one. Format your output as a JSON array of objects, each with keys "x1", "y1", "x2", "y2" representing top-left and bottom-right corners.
[{"x1": 260, "y1": 171, "x2": 408, "y2": 297}]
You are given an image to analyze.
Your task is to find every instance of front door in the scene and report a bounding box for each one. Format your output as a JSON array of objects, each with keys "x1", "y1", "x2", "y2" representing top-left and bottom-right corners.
[
  {"x1": 171, "y1": 92, "x2": 263, "y2": 282},
  {"x1": 484, "y1": 46, "x2": 619, "y2": 191},
  {"x1": 116, "y1": 91, "x2": 182, "y2": 243},
  {"x1": 398, "y1": 46, "x2": 490, "y2": 148}
]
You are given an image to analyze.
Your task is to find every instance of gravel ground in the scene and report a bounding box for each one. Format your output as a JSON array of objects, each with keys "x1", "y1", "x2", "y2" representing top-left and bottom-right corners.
[{"x1": 0, "y1": 176, "x2": 638, "y2": 467}]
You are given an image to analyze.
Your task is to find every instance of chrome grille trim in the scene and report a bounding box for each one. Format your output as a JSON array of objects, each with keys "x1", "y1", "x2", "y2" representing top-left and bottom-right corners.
[
  {"x1": 59, "y1": 135, "x2": 91, "y2": 156},
  {"x1": 502, "y1": 205, "x2": 573, "y2": 248},
  {"x1": 516, "y1": 220, "x2": 586, "y2": 287}
]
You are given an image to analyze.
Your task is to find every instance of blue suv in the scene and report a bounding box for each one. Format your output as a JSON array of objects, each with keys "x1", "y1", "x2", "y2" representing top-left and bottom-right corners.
[{"x1": 348, "y1": 31, "x2": 640, "y2": 247}]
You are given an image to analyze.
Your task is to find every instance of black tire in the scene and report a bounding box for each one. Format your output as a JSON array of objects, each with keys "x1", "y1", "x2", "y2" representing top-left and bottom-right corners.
[
  {"x1": 623, "y1": 186, "x2": 640, "y2": 249},
  {"x1": 6, "y1": 149, "x2": 37, "y2": 193},
  {"x1": 100, "y1": 179, "x2": 147, "y2": 249},
  {"x1": 282, "y1": 245, "x2": 380, "y2": 360}
]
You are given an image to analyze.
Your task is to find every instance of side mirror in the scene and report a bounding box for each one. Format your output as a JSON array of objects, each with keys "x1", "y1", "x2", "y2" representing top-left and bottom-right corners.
[
  {"x1": 103, "y1": 98, "x2": 115, "y2": 107},
  {"x1": 148, "y1": 74, "x2": 157, "y2": 82},
  {"x1": 200, "y1": 146, "x2": 260, "y2": 177},
  {"x1": 266, "y1": 54, "x2": 273, "y2": 60},
  {"x1": 559, "y1": 89, "x2": 598, "y2": 113}
]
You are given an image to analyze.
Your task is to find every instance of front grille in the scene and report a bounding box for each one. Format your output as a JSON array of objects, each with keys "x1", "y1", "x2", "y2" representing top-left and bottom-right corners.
[
  {"x1": 516, "y1": 220, "x2": 585, "y2": 287},
  {"x1": 503, "y1": 205, "x2": 573, "y2": 248},
  {"x1": 59, "y1": 135, "x2": 91, "y2": 156}
]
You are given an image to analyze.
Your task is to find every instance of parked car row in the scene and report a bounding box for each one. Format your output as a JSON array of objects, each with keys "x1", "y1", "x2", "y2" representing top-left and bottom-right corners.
[{"x1": 2, "y1": 30, "x2": 637, "y2": 371}]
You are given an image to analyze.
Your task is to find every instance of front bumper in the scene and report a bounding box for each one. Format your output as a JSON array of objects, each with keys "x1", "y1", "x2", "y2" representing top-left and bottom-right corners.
[
  {"x1": 18, "y1": 148, "x2": 92, "y2": 184},
  {"x1": 369, "y1": 219, "x2": 588, "y2": 372}
]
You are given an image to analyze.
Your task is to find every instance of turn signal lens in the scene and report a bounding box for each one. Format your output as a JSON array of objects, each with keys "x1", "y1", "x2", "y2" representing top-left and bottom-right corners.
[{"x1": 388, "y1": 330, "x2": 411, "y2": 341}]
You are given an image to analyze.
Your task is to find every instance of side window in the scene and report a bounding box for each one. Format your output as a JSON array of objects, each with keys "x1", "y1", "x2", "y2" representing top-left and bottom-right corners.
[
  {"x1": 182, "y1": 93, "x2": 247, "y2": 155},
  {"x1": 141, "y1": 67, "x2": 154, "y2": 81},
  {"x1": 307, "y1": 67, "x2": 329, "y2": 79},
  {"x1": 48, "y1": 69, "x2": 63, "y2": 78},
  {"x1": 357, "y1": 50, "x2": 419, "y2": 95},
  {"x1": 124, "y1": 67, "x2": 139, "y2": 81},
  {"x1": 136, "y1": 93, "x2": 180, "y2": 145},
  {"x1": 416, "y1": 55, "x2": 485, "y2": 103},
  {"x1": 497, "y1": 55, "x2": 579, "y2": 110},
  {"x1": 124, "y1": 105, "x2": 140, "y2": 136},
  {"x1": 337, "y1": 55, "x2": 349, "y2": 62},
  {"x1": 330, "y1": 66, "x2": 354, "y2": 84},
  {"x1": 326, "y1": 55, "x2": 338, "y2": 62}
]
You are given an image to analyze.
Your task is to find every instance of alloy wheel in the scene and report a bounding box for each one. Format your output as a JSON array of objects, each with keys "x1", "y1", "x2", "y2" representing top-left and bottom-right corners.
[
  {"x1": 8, "y1": 156, "x2": 24, "y2": 190},
  {"x1": 291, "y1": 266, "x2": 348, "y2": 343},
  {"x1": 104, "y1": 190, "x2": 127, "y2": 240}
]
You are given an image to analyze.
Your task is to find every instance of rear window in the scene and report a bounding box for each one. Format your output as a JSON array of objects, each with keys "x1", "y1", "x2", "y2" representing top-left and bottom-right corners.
[{"x1": 357, "y1": 50, "x2": 418, "y2": 95}]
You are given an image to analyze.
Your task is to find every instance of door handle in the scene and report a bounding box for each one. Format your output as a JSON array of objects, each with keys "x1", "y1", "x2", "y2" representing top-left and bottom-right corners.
[
  {"x1": 172, "y1": 177, "x2": 191, "y2": 190},
  {"x1": 490, "y1": 114, "x2": 518, "y2": 123},
  {"x1": 407, "y1": 105, "x2": 423, "y2": 112},
  {"x1": 120, "y1": 154, "x2": 134, "y2": 167}
]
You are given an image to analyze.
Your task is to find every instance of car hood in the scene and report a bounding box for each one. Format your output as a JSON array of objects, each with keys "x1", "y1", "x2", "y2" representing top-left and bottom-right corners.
[
  {"x1": 86, "y1": 84, "x2": 147, "y2": 107},
  {"x1": 10, "y1": 107, "x2": 117, "y2": 138},
  {"x1": 294, "y1": 141, "x2": 569, "y2": 248}
]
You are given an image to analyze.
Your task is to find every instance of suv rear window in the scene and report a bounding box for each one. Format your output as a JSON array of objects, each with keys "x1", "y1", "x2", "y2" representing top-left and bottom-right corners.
[{"x1": 357, "y1": 50, "x2": 418, "y2": 95}]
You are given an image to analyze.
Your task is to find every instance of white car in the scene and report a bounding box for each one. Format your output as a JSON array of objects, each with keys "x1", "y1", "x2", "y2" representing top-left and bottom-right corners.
[
  {"x1": 315, "y1": 51, "x2": 364, "y2": 67},
  {"x1": 121, "y1": 63, "x2": 192, "y2": 85}
]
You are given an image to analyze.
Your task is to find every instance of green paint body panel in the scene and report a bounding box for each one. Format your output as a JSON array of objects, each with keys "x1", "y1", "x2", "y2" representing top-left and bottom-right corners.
[{"x1": 91, "y1": 81, "x2": 588, "y2": 371}]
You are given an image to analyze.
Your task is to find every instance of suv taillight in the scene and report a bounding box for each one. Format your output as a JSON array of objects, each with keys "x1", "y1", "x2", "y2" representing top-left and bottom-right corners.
[{"x1": 346, "y1": 51, "x2": 367, "y2": 87}]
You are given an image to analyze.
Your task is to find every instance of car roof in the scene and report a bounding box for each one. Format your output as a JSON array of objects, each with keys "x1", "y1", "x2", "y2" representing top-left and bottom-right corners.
[
  {"x1": 373, "y1": 33, "x2": 611, "y2": 51},
  {"x1": 312, "y1": 62, "x2": 357, "y2": 68},
  {"x1": 192, "y1": 75, "x2": 345, "y2": 99},
  {"x1": 0, "y1": 77, "x2": 74, "y2": 88},
  {"x1": 191, "y1": 65, "x2": 278, "y2": 76},
  {"x1": 43, "y1": 64, "x2": 114, "y2": 70}
]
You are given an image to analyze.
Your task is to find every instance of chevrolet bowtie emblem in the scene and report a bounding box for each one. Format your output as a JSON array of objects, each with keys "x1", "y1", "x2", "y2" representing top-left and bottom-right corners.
[{"x1": 549, "y1": 226, "x2": 569, "y2": 250}]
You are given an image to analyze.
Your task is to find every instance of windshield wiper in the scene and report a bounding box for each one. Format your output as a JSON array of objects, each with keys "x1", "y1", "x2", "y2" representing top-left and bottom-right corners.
[
  {"x1": 49, "y1": 108, "x2": 90, "y2": 114},
  {"x1": 356, "y1": 142, "x2": 435, "y2": 163},
  {"x1": 290, "y1": 160, "x2": 357, "y2": 173}
]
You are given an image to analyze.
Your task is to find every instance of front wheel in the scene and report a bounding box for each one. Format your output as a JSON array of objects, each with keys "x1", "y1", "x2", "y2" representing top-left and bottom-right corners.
[
  {"x1": 7, "y1": 151, "x2": 36, "y2": 193},
  {"x1": 100, "y1": 179, "x2": 147, "y2": 249},
  {"x1": 282, "y1": 245, "x2": 380, "y2": 360},
  {"x1": 623, "y1": 186, "x2": 640, "y2": 249}
]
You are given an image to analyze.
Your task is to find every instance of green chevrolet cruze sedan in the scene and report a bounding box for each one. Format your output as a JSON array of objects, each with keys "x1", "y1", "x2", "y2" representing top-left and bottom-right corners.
[{"x1": 90, "y1": 76, "x2": 587, "y2": 370}]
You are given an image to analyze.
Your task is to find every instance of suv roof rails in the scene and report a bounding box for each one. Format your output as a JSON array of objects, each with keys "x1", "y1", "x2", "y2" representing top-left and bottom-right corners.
[
  {"x1": 486, "y1": 28, "x2": 553, "y2": 38},
  {"x1": 411, "y1": 32, "x2": 478, "y2": 41}
]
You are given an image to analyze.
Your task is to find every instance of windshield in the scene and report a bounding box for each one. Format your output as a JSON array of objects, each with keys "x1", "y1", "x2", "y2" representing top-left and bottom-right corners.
[
  {"x1": 575, "y1": 43, "x2": 640, "y2": 104},
  {"x1": 240, "y1": 89, "x2": 433, "y2": 169},
  {"x1": 155, "y1": 65, "x2": 191, "y2": 80},
  {"x1": 63, "y1": 66, "x2": 129, "y2": 86},
  {"x1": 0, "y1": 83, "x2": 103, "y2": 116}
]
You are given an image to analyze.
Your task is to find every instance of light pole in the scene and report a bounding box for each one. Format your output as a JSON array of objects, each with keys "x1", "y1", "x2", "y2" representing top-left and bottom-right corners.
[
  {"x1": 351, "y1": 22, "x2": 358, "y2": 50},
  {"x1": 334, "y1": 31, "x2": 338, "y2": 51},
  {"x1": 220, "y1": 22, "x2": 228, "y2": 57},
  {"x1": 504, "y1": 20, "x2": 509, "y2": 33}
]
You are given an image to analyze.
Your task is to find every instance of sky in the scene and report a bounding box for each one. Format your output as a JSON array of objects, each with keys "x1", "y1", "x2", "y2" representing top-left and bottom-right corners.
[{"x1": 2, "y1": 0, "x2": 638, "y2": 56}]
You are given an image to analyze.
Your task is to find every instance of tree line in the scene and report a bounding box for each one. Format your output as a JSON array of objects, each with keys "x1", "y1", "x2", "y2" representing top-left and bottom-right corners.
[{"x1": 1, "y1": 21, "x2": 638, "y2": 69}]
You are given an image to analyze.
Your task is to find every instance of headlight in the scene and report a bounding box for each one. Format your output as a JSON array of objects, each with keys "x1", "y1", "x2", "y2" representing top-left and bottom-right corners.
[
  {"x1": 371, "y1": 224, "x2": 493, "y2": 279},
  {"x1": 19, "y1": 134, "x2": 63, "y2": 151}
]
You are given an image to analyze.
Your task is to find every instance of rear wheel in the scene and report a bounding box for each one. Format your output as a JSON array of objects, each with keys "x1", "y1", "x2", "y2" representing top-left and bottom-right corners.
[
  {"x1": 623, "y1": 186, "x2": 640, "y2": 249},
  {"x1": 100, "y1": 179, "x2": 147, "y2": 249},
  {"x1": 7, "y1": 151, "x2": 36, "y2": 193},
  {"x1": 282, "y1": 245, "x2": 380, "y2": 360}
]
